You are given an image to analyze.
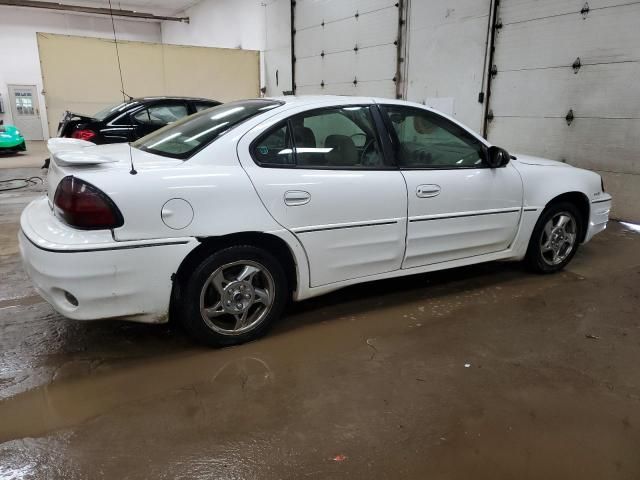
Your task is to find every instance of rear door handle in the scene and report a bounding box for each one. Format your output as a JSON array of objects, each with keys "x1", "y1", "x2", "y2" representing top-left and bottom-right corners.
[
  {"x1": 416, "y1": 184, "x2": 441, "y2": 198},
  {"x1": 284, "y1": 190, "x2": 311, "y2": 206}
]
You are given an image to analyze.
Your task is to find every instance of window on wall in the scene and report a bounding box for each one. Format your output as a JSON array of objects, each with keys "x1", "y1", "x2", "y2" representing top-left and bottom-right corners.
[
  {"x1": 382, "y1": 105, "x2": 486, "y2": 169},
  {"x1": 14, "y1": 92, "x2": 34, "y2": 115},
  {"x1": 253, "y1": 106, "x2": 389, "y2": 169}
]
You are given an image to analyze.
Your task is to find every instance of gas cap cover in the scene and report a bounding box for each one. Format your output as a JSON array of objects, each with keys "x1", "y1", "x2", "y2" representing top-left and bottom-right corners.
[{"x1": 161, "y1": 198, "x2": 194, "y2": 230}]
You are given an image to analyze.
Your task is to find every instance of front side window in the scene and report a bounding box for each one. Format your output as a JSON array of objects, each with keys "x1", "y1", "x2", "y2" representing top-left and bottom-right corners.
[
  {"x1": 253, "y1": 106, "x2": 389, "y2": 169},
  {"x1": 382, "y1": 106, "x2": 486, "y2": 169},
  {"x1": 134, "y1": 99, "x2": 282, "y2": 159}
]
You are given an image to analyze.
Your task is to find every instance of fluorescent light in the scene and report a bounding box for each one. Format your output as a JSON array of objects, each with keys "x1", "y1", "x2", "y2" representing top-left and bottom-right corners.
[
  {"x1": 185, "y1": 122, "x2": 229, "y2": 142},
  {"x1": 211, "y1": 107, "x2": 244, "y2": 120},
  {"x1": 147, "y1": 132, "x2": 181, "y2": 148},
  {"x1": 278, "y1": 147, "x2": 333, "y2": 154},
  {"x1": 620, "y1": 222, "x2": 640, "y2": 233},
  {"x1": 296, "y1": 147, "x2": 333, "y2": 153}
]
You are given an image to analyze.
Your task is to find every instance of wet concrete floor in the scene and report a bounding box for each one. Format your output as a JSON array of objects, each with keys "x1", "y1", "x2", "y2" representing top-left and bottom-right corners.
[{"x1": 1, "y1": 166, "x2": 639, "y2": 479}]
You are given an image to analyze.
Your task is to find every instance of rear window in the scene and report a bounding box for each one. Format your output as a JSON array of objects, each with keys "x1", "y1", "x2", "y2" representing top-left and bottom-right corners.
[
  {"x1": 93, "y1": 101, "x2": 141, "y2": 121},
  {"x1": 132, "y1": 100, "x2": 282, "y2": 159}
]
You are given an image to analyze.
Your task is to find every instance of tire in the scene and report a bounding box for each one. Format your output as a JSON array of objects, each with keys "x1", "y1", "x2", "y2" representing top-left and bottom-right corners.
[
  {"x1": 525, "y1": 201, "x2": 583, "y2": 274},
  {"x1": 177, "y1": 245, "x2": 288, "y2": 347}
]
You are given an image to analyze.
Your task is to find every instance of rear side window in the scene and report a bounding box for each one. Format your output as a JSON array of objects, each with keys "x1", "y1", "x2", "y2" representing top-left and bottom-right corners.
[
  {"x1": 253, "y1": 124, "x2": 294, "y2": 166},
  {"x1": 133, "y1": 99, "x2": 281, "y2": 159},
  {"x1": 194, "y1": 102, "x2": 220, "y2": 112},
  {"x1": 252, "y1": 106, "x2": 390, "y2": 169},
  {"x1": 134, "y1": 104, "x2": 189, "y2": 126}
]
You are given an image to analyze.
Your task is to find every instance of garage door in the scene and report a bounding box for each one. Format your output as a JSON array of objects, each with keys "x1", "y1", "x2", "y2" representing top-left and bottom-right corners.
[
  {"x1": 405, "y1": 0, "x2": 492, "y2": 132},
  {"x1": 486, "y1": 0, "x2": 640, "y2": 222},
  {"x1": 293, "y1": 0, "x2": 400, "y2": 97}
]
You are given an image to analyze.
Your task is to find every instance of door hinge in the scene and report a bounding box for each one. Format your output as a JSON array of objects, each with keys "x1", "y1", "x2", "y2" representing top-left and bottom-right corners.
[
  {"x1": 478, "y1": 92, "x2": 485, "y2": 103},
  {"x1": 490, "y1": 65, "x2": 498, "y2": 78},
  {"x1": 565, "y1": 109, "x2": 574, "y2": 125},
  {"x1": 581, "y1": 2, "x2": 590, "y2": 18},
  {"x1": 572, "y1": 57, "x2": 581, "y2": 74},
  {"x1": 487, "y1": 110, "x2": 494, "y2": 122}
]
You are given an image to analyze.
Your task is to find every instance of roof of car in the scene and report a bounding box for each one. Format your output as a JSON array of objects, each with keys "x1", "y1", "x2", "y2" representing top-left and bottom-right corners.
[
  {"x1": 266, "y1": 95, "x2": 427, "y2": 109},
  {"x1": 260, "y1": 95, "x2": 488, "y2": 145},
  {"x1": 132, "y1": 96, "x2": 220, "y2": 103}
]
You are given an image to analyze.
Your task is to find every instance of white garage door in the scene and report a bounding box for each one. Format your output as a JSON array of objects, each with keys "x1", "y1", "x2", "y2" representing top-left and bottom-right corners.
[
  {"x1": 405, "y1": 0, "x2": 492, "y2": 132},
  {"x1": 293, "y1": 0, "x2": 400, "y2": 98},
  {"x1": 486, "y1": 0, "x2": 640, "y2": 222}
]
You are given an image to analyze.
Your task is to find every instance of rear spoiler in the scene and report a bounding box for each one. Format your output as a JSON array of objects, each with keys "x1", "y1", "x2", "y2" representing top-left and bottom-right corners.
[
  {"x1": 47, "y1": 137, "x2": 96, "y2": 155},
  {"x1": 48, "y1": 138, "x2": 117, "y2": 167},
  {"x1": 52, "y1": 150, "x2": 118, "y2": 167}
]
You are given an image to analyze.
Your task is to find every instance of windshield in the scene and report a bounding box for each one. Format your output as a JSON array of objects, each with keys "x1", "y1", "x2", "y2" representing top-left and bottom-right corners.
[
  {"x1": 133, "y1": 99, "x2": 282, "y2": 159},
  {"x1": 93, "y1": 101, "x2": 141, "y2": 121}
]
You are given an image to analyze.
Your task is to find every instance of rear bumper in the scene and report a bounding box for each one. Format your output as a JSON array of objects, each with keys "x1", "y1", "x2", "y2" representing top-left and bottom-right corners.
[
  {"x1": 584, "y1": 196, "x2": 612, "y2": 242},
  {"x1": 0, "y1": 140, "x2": 25, "y2": 151},
  {"x1": 19, "y1": 198, "x2": 197, "y2": 323}
]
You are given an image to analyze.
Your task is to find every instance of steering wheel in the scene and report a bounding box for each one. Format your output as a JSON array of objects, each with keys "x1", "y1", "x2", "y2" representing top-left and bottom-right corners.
[
  {"x1": 350, "y1": 133, "x2": 367, "y2": 145},
  {"x1": 413, "y1": 149, "x2": 433, "y2": 165},
  {"x1": 359, "y1": 138, "x2": 377, "y2": 165}
]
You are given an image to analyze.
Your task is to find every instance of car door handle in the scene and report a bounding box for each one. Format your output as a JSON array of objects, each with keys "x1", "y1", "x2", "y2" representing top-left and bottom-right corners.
[
  {"x1": 284, "y1": 190, "x2": 311, "y2": 206},
  {"x1": 416, "y1": 184, "x2": 441, "y2": 198}
]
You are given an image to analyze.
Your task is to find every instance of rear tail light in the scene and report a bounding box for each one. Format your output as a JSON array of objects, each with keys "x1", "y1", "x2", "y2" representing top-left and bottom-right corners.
[
  {"x1": 54, "y1": 176, "x2": 123, "y2": 230},
  {"x1": 71, "y1": 129, "x2": 96, "y2": 141}
]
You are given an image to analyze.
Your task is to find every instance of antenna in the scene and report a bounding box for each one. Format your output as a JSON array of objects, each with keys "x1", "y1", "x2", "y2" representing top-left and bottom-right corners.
[{"x1": 108, "y1": 0, "x2": 137, "y2": 175}]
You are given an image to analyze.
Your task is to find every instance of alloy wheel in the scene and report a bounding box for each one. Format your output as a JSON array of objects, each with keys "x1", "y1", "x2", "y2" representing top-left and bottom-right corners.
[
  {"x1": 539, "y1": 212, "x2": 577, "y2": 266},
  {"x1": 199, "y1": 260, "x2": 275, "y2": 335}
]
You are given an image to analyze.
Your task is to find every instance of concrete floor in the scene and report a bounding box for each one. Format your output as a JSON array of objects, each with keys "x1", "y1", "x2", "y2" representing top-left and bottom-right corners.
[
  {"x1": 0, "y1": 140, "x2": 47, "y2": 169},
  {"x1": 0, "y1": 163, "x2": 639, "y2": 479}
]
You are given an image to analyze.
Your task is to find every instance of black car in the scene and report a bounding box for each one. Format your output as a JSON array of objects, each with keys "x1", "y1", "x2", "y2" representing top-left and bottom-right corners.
[{"x1": 57, "y1": 96, "x2": 221, "y2": 144}]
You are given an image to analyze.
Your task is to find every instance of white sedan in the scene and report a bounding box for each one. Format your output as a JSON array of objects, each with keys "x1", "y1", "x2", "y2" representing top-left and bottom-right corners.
[{"x1": 19, "y1": 96, "x2": 612, "y2": 346}]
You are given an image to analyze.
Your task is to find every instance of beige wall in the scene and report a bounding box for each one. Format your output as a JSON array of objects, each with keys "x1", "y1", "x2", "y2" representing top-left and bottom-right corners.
[{"x1": 37, "y1": 32, "x2": 260, "y2": 136}]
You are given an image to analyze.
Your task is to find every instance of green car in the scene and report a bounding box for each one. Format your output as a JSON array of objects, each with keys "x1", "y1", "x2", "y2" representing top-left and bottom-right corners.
[{"x1": 0, "y1": 124, "x2": 26, "y2": 152}]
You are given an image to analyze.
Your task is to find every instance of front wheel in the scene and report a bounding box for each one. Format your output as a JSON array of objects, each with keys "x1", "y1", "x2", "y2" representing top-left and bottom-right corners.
[
  {"x1": 178, "y1": 245, "x2": 288, "y2": 347},
  {"x1": 525, "y1": 202, "x2": 582, "y2": 274}
]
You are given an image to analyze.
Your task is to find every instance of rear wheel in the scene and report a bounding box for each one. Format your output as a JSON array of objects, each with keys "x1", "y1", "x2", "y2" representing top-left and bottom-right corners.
[
  {"x1": 178, "y1": 245, "x2": 288, "y2": 347},
  {"x1": 525, "y1": 202, "x2": 582, "y2": 273}
]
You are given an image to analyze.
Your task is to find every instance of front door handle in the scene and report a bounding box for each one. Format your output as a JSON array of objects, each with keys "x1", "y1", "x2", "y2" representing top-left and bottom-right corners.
[
  {"x1": 284, "y1": 190, "x2": 311, "y2": 206},
  {"x1": 416, "y1": 184, "x2": 441, "y2": 198}
]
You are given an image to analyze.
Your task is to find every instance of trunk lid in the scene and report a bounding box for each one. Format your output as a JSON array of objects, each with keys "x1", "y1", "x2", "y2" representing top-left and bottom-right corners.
[
  {"x1": 57, "y1": 110, "x2": 96, "y2": 137},
  {"x1": 46, "y1": 143, "x2": 183, "y2": 204}
]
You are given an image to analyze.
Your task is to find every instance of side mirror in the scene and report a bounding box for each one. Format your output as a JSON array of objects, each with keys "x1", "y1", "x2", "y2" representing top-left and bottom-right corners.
[{"x1": 486, "y1": 146, "x2": 511, "y2": 168}]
